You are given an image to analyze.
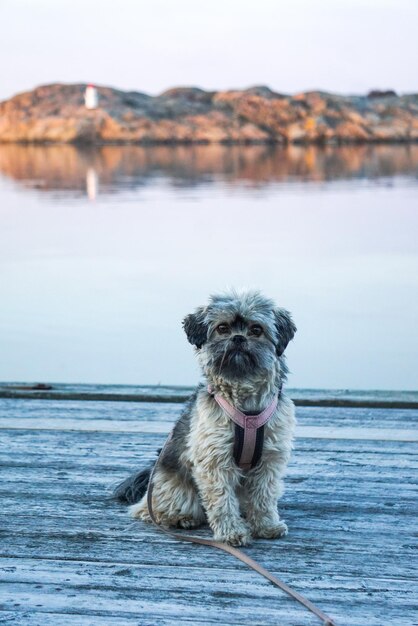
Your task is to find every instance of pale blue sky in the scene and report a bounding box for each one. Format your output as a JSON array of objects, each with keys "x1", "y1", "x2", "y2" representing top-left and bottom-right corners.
[{"x1": 1, "y1": 0, "x2": 417, "y2": 101}]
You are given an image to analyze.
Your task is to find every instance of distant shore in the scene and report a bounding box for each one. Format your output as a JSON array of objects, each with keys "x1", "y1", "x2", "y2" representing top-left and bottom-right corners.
[{"x1": 0, "y1": 83, "x2": 417, "y2": 145}]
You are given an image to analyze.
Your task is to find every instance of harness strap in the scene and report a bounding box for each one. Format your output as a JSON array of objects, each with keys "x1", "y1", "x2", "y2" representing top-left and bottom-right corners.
[
  {"x1": 146, "y1": 433, "x2": 336, "y2": 626},
  {"x1": 233, "y1": 422, "x2": 265, "y2": 470},
  {"x1": 209, "y1": 386, "x2": 280, "y2": 470}
]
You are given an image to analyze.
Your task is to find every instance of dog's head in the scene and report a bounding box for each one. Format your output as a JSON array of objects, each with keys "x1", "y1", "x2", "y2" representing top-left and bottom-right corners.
[{"x1": 183, "y1": 290, "x2": 296, "y2": 383}]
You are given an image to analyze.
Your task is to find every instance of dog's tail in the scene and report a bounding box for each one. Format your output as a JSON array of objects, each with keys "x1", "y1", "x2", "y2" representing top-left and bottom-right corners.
[{"x1": 113, "y1": 465, "x2": 153, "y2": 504}]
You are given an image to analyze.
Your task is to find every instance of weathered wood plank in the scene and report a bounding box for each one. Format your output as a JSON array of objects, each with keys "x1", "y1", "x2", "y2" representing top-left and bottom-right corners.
[
  {"x1": 0, "y1": 613, "x2": 213, "y2": 626},
  {"x1": 0, "y1": 429, "x2": 416, "y2": 583},
  {"x1": 0, "y1": 506, "x2": 415, "y2": 540},
  {"x1": 0, "y1": 505, "x2": 416, "y2": 570},
  {"x1": 1, "y1": 530, "x2": 416, "y2": 583},
  {"x1": 1, "y1": 396, "x2": 417, "y2": 625},
  {"x1": 0, "y1": 558, "x2": 416, "y2": 626},
  {"x1": 1, "y1": 490, "x2": 416, "y2": 522},
  {"x1": 1, "y1": 383, "x2": 418, "y2": 408},
  {"x1": 2, "y1": 398, "x2": 417, "y2": 429},
  {"x1": 0, "y1": 612, "x2": 278, "y2": 626},
  {"x1": 2, "y1": 427, "x2": 417, "y2": 464},
  {"x1": 1, "y1": 438, "x2": 417, "y2": 492},
  {"x1": 2, "y1": 458, "x2": 416, "y2": 487},
  {"x1": 2, "y1": 417, "x2": 417, "y2": 441}
]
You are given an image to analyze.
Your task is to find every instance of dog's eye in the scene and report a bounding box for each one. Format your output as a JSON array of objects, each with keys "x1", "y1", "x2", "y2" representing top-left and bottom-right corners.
[
  {"x1": 216, "y1": 324, "x2": 230, "y2": 335},
  {"x1": 249, "y1": 324, "x2": 263, "y2": 337}
]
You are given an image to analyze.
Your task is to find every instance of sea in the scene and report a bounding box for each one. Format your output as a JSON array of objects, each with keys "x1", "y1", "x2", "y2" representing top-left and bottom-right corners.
[{"x1": 0, "y1": 143, "x2": 417, "y2": 390}]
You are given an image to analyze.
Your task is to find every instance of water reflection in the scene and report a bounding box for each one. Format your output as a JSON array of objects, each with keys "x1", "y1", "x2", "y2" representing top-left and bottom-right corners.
[
  {"x1": 0, "y1": 144, "x2": 417, "y2": 196},
  {"x1": 1, "y1": 141, "x2": 417, "y2": 390},
  {"x1": 86, "y1": 167, "x2": 98, "y2": 200}
]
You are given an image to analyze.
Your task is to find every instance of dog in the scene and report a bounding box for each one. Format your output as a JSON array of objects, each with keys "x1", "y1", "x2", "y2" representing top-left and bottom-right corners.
[{"x1": 114, "y1": 289, "x2": 296, "y2": 546}]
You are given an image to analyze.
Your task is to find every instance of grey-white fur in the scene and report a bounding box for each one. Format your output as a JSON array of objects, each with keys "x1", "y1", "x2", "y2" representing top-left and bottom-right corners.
[{"x1": 114, "y1": 289, "x2": 296, "y2": 546}]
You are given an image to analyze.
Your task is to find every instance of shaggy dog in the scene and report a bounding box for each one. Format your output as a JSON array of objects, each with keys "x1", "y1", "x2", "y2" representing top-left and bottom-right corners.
[{"x1": 114, "y1": 290, "x2": 296, "y2": 546}]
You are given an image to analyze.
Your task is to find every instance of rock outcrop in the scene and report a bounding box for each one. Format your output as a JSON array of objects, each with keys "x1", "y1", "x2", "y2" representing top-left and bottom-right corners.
[{"x1": 0, "y1": 83, "x2": 417, "y2": 144}]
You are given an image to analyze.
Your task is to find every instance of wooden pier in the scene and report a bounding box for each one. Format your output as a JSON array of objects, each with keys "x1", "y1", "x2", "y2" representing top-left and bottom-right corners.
[{"x1": 0, "y1": 384, "x2": 417, "y2": 625}]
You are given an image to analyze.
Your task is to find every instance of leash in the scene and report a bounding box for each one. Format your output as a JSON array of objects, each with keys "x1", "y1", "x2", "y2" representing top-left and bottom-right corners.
[{"x1": 146, "y1": 432, "x2": 336, "y2": 626}]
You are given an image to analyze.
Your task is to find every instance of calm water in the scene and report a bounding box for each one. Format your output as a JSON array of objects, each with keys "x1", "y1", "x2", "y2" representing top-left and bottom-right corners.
[{"x1": 0, "y1": 144, "x2": 417, "y2": 390}]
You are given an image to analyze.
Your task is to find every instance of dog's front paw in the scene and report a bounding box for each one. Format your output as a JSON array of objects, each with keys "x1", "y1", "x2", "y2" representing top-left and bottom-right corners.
[
  {"x1": 252, "y1": 520, "x2": 288, "y2": 539},
  {"x1": 247, "y1": 510, "x2": 288, "y2": 539},
  {"x1": 213, "y1": 520, "x2": 252, "y2": 546}
]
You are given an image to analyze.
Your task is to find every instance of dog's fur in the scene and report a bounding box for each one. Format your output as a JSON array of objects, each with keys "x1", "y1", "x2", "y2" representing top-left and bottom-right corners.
[{"x1": 114, "y1": 290, "x2": 296, "y2": 546}]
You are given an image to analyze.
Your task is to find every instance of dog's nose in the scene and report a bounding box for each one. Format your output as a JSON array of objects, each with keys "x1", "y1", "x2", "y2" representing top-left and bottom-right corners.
[{"x1": 233, "y1": 335, "x2": 246, "y2": 345}]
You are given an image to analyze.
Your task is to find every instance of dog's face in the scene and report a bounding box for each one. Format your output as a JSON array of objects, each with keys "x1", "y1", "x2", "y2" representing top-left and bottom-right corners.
[{"x1": 183, "y1": 290, "x2": 296, "y2": 383}]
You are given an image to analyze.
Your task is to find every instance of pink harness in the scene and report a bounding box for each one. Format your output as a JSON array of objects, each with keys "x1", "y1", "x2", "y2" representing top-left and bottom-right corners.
[{"x1": 208, "y1": 386, "x2": 280, "y2": 470}]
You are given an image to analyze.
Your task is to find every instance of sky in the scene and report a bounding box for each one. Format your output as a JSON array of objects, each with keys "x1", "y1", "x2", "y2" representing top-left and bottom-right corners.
[{"x1": 1, "y1": 0, "x2": 417, "y2": 101}]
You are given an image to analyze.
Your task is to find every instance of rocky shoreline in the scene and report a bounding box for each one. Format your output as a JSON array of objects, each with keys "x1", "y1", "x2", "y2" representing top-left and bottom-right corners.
[{"x1": 0, "y1": 83, "x2": 417, "y2": 144}]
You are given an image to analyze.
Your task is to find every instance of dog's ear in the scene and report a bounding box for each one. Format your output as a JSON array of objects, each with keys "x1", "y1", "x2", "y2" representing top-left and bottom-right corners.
[
  {"x1": 274, "y1": 308, "x2": 296, "y2": 356},
  {"x1": 182, "y1": 307, "x2": 208, "y2": 348}
]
